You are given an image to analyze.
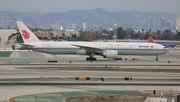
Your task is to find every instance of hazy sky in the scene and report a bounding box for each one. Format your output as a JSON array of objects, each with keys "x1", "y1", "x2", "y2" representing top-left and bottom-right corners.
[{"x1": 1, "y1": 0, "x2": 180, "y2": 14}]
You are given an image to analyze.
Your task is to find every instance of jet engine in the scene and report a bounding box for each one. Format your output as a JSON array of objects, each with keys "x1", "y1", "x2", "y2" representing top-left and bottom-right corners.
[{"x1": 103, "y1": 50, "x2": 118, "y2": 59}]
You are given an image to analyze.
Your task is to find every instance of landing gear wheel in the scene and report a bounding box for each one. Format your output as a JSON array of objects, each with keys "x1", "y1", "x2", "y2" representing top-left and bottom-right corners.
[
  {"x1": 92, "y1": 58, "x2": 96, "y2": 60},
  {"x1": 86, "y1": 53, "x2": 96, "y2": 61},
  {"x1": 86, "y1": 57, "x2": 96, "y2": 61}
]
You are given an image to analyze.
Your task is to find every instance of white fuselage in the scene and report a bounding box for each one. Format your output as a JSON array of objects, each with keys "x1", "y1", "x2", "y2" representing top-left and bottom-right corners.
[{"x1": 24, "y1": 41, "x2": 169, "y2": 56}]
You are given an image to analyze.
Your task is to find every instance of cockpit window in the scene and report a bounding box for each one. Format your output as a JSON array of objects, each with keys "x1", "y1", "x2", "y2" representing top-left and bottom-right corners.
[{"x1": 163, "y1": 47, "x2": 166, "y2": 49}]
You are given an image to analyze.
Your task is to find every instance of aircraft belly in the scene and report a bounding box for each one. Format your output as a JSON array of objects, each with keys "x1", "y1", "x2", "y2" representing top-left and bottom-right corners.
[
  {"x1": 118, "y1": 49, "x2": 167, "y2": 55},
  {"x1": 31, "y1": 48, "x2": 88, "y2": 55},
  {"x1": 32, "y1": 49, "x2": 77, "y2": 54},
  {"x1": 30, "y1": 48, "x2": 168, "y2": 56},
  {"x1": 75, "y1": 50, "x2": 86, "y2": 55}
]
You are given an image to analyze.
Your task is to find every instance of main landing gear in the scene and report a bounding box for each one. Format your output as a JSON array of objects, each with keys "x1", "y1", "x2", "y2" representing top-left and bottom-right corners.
[
  {"x1": 86, "y1": 53, "x2": 97, "y2": 61},
  {"x1": 86, "y1": 57, "x2": 97, "y2": 61},
  {"x1": 155, "y1": 55, "x2": 158, "y2": 61}
]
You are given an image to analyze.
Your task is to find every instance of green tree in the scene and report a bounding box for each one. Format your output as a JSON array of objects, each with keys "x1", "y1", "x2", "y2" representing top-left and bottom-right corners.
[
  {"x1": 59, "y1": 37, "x2": 64, "y2": 40},
  {"x1": 158, "y1": 29, "x2": 173, "y2": 40},
  {"x1": 102, "y1": 29, "x2": 107, "y2": 34},
  {"x1": 175, "y1": 30, "x2": 180, "y2": 40},
  {"x1": 42, "y1": 37, "x2": 48, "y2": 40},
  {"x1": 38, "y1": 37, "x2": 43, "y2": 40},
  {"x1": 16, "y1": 33, "x2": 23, "y2": 43},
  {"x1": 93, "y1": 31, "x2": 100, "y2": 40},
  {"x1": 77, "y1": 36, "x2": 85, "y2": 41},
  {"x1": 155, "y1": 30, "x2": 161, "y2": 40},
  {"x1": 126, "y1": 28, "x2": 134, "y2": 39},
  {"x1": 80, "y1": 31, "x2": 93, "y2": 40},
  {"x1": 65, "y1": 36, "x2": 70, "y2": 41},
  {"x1": 107, "y1": 31, "x2": 113, "y2": 40},
  {"x1": 142, "y1": 29, "x2": 144, "y2": 35},
  {"x1": 130, "y1": 33, "x2": 141, "y2": 39},
  {"x1": 8, "y1": 32, "x2": 23, "y2": 43},
  {"x1": 71, "y1": 34, "x2": 77, "y2": 41},
  {"x1": 85, "y1": 32, "x2": 93, "y2": 41},
  {"x1": 51, "y1": 37, "x2": 58, "y2": 41},
  {"x1": 117, "y1": 27, "x2": 126, "y2": 39},
  {"x1": 144, "y1": 31, "x2": 151, "y2": 39},
  {"x1": 62, "y1": 33, "x2": 65, "y2": 39}
]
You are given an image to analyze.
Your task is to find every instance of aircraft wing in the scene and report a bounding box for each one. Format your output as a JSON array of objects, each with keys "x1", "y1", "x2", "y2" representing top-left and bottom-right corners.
[{"x1": 72, "y1": 44, "x2": 103, "y2": 53}]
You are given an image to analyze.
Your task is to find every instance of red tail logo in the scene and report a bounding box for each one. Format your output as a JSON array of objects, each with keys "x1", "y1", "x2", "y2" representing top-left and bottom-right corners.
[
  {"x1": 147, "y1": 37, "x2": 154, "y2": 43},
  {"x1": 22, "y1": 30, "x2": 30, "y2": 39}
]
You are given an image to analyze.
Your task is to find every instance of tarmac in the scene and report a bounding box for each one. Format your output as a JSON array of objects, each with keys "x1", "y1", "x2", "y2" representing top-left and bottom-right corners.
[{"x1": 0, "y1": 48, "x2": 180, "y2": 101}]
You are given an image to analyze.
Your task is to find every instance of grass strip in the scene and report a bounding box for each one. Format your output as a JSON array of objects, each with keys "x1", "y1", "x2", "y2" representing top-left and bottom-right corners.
[{"x1": 13, "y1": 90, "x2": 140, "y2": 102}]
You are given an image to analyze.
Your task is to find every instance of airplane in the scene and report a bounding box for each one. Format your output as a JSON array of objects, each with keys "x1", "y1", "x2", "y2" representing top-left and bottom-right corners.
[
  {"x1": 130, "y1": 36, "x2": 177, "y2": 48},
  {"x1": 147, "y1": 37, "x2": 177, "y2": 48},
  {"x1": 16, "y1": 21, "x2": 169, "y2": 61}
]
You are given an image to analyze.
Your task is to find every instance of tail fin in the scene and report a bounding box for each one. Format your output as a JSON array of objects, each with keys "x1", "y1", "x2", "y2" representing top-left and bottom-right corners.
[
  {"x1": 16, "y1": 21, "x2": 41, "y2": 43},
  {"x1": 147, "y1": 36, "x2": 154, "y2": 43}
]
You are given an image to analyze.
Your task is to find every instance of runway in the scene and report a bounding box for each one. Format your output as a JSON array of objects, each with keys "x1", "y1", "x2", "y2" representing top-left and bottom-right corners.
[
  {"x1": 0, "y1": 48, "x2": 180, "y2": 61},
  {"x1": 1, "y1": 81, "x2": 180, "y2": 86},
  {"x1": 0, "y1": 48, "x2": 180, "y2": 101},
  {"x1": 1, "y1": 70, "x2": 180, "y2": 78}
]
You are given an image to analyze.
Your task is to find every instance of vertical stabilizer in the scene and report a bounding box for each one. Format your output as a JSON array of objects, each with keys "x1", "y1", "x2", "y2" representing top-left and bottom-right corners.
[
  {"x1": 16, "y1": 21, "x2": 41, "y2": 43},
  {"x1": 147, "y1": 36, "x2": 154, "y2": 43}
]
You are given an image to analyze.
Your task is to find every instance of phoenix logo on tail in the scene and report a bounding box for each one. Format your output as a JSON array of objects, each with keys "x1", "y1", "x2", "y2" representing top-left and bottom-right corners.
[{"x1": 22, "y1": 30, "x2": 30, "y2": 39}]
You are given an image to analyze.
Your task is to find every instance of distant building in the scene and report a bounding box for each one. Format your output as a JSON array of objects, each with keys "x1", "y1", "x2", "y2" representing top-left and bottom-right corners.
[
  {"x1": 108, "y1": 28, "x2": 113, "y2": 31},
  {"x1": 34, "y1": 30, "x2": 58, "y2": 39},
  {"x1": 82, "y1": 22, "x2": 86, "y2": 30},
  {"x1": 58, "y1": 30, "x2": 80, "y2": 38},
  {"x1": 72, "y1": 23, "x2": 77, "y2": 30},
  {"x1": 147, "y1": 16, "x2": 154, "y2": 30},
  {"x1": 112, "y1": 24, "x2": 117, "y2": 40},
  {"x1": 34, "y1": 31, "x2": 49, "y2": 38},
  {"x1": 126, "y1": 28, "x2": 134, "y2": 35},
  {"x1": 114, "y1": 24, "x2": 117, "y2": 28},
  {"x1": 66, "y1": 22, "x2": 72, "y2": 30},
  {"x1": 60, "y1": 26, "x2": 63, "y2": 31},
  {"x1": 176, "y1": 15, "x2": 180, "y2": 31},
  {"x1": 155, "y1": 14, "x2": 162, "y2": 31},
  {"x1": 0, "y1": 29, "x2": 16, "y2": 49}
]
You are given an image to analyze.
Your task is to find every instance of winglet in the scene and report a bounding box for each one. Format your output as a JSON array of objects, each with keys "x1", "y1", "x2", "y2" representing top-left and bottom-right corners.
[
  {"x1": 16, "y1": 21, "x2": 41, "y2": 43},
  {"x1": 147, "y1": 36, "x2": 154, "y2": 43}
]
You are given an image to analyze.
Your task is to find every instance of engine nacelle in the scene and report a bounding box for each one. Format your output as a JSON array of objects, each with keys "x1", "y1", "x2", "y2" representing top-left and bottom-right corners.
[{"x1": 103, "y1": 50, "x2": 118, "y2": 58}]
